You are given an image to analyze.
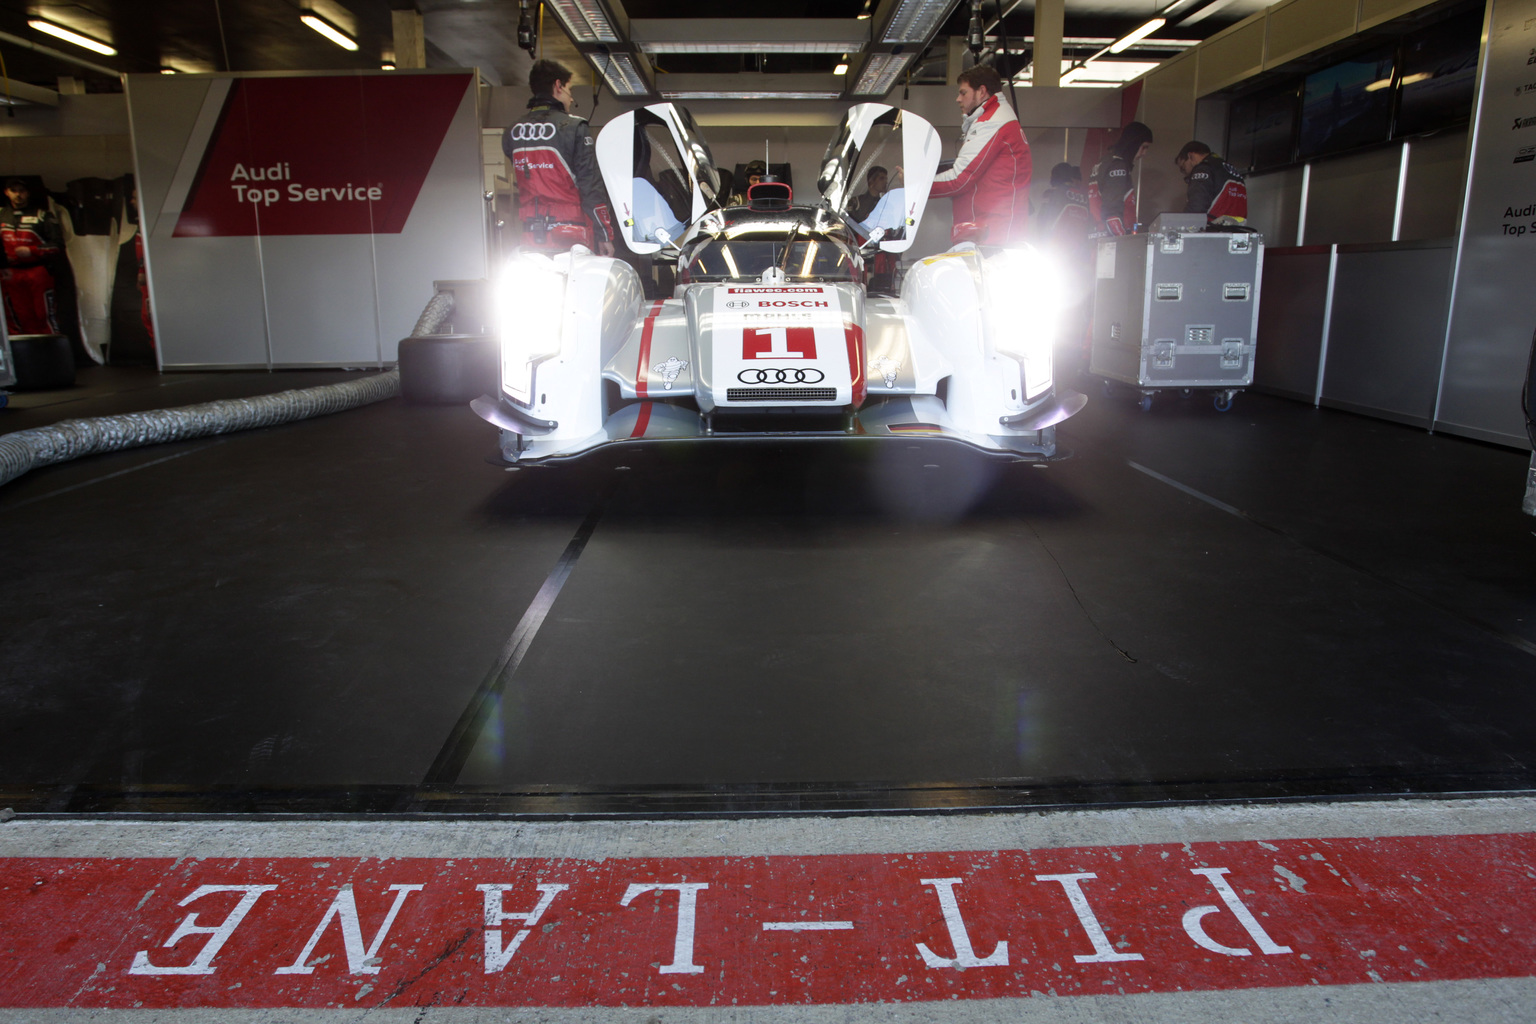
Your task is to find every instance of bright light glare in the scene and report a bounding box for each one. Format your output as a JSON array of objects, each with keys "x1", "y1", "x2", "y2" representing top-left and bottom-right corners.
[
  {"x1": 986, "y1": 247, "x2": 1060, "y2": 399},
  {"x1": 301, "y1": 14, "x2": 359, "y2": 51},
  {"x1": 1109, "y1": 18, "x2": 1165, "y2": 54},
  {"x1": 498, "y1": 254, "x2": 566, "y2": 406},
  {"x1": 834, "y1": 62, "x2": 849, "y2": 75},
  {"x1": 28, "y1": 19, "x2": 116, "y2": 56}
]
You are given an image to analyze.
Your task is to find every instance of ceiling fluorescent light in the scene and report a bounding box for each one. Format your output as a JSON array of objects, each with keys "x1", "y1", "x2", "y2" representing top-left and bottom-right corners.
[
  {"x1": 641, "y1": 41, "x2": 856, "y2": 54},
  {"x1": 590, "y1": 53, "x2": 650, "y2": 96},
  {"x1": 882, "y1": 0, "x2": 954, "y2": 44},
  {"x1": 546, "y1": 0, "x2": 620, "y2": 44},
  {"x1": 834, "y1": 62, "x2": 849, "y2": 75},
  {"x1": 661, "y1": 90, "x2": 843, "y2": 100},
  {"x1": 301, "y1": 13, "x2": 358, "y2": 51},
  {"x1": 852, "y1": 53, "x2": 914, "y2": 95},
  {"x1": 1109, "y1": 18, "x2": 1165, "y2": 53},
  {"x1": 28, "y1": 19, "x2": 116, "y2": 56}
]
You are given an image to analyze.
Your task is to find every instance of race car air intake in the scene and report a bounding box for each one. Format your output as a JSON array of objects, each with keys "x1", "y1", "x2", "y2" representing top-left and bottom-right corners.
[{"x1": 0, "y1": 291, "x2": 454, "y2": 490}]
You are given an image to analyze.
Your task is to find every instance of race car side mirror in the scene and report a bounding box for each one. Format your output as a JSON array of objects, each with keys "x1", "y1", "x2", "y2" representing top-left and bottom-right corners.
[
  {"x1": 653, "y1": 227, "x2": 682, "y2": 253},
  {"x1": 859, "y1": 227, "x2": 887, "y2": 253}
]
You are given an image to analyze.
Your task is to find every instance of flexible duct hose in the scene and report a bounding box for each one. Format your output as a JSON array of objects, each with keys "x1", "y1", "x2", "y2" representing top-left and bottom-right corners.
[{"x1": 0, "y1": 291, "x2": 455, "y2": 490}]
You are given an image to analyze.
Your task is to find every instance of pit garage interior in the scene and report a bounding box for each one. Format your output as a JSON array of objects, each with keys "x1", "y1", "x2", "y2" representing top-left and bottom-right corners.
[{"x1": 2, "y1": 0, "x2": 1536, "y2": 1020}]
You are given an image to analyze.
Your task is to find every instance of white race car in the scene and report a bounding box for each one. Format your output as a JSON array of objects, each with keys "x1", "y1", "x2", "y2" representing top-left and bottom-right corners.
[{"x1": 472, "y1": 102, "x2": 1085, "y2": 463}]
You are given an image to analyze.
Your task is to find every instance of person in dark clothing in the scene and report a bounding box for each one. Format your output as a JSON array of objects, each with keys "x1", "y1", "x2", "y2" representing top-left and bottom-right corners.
[
  {"x1": 729, "y1": 160, "x2": 767, "y2": 206},
  {"x1": 1175, "y1": 141, "x2": 1248, "y2": 225},
  {"x1": 503, "y1": 59, "x2": 614, "y2": 255},
  {"x1": 0, "y1": 178, "x2": 63, "y2": 334},
  {"x1": 1034, "y1": 162, "x2": 1090, "y2": 253},
  {"x1": 847, "y1": 165, "x2": 888, "y2": 223},
  {"x1": 1088, "y1": 121, "x2": 1152, "y2": 237}
]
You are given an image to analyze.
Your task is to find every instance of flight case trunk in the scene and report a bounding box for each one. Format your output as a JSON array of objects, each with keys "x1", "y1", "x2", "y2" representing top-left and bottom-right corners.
[
  {"x1": 1090, "y1": 213, "x2": 1262, "y2": 412},
  {"x1": 0, "y1": 317, "x2": 14, "y2": 406}
]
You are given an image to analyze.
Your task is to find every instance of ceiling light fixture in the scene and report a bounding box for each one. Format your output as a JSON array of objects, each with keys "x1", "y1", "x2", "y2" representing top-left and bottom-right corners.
[
  {"x1": 160, "y1": 68, "x2": 177, "y2": 75},
  {"x1": 834, "y1": 62, "x2": 849, "y2": 75},
  {"x1": 660, "y1": 90, "x2": 843, "y2": 100},
  {"x1": 544, "y1": 0, "x2": 620, "y2": 44},
  {"x1": 381, "y1": 62, "x2": 396, "y2": 70},
  {"x1": 1109, "y1": 18, "x2": 1166, "y2": 53},
  {"x1": 852, "y1": 53, "x2": 914, "y2": 95},
  {"x1": 301, "y1": 13, "x2": 358, "y2": 51},
  {"x1": 28, "y1": 19, "x2": 116, "y2": 56}
]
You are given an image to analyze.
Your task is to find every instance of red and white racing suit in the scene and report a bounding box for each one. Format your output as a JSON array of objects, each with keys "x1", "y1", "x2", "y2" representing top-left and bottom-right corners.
[
  {"x1": 1184, "y1": 153, "x2": 1248, "y2": 224},
  {"x1": 1088, "y1": 154, "x2": 1136, "y2": 237},
  {"x1": 503, "y1": 99, "x2": 614, "y2": 252},
  {"x1": 0, "y1": 204, "x2": 63, "y2": 335},
  {"x1": 929, "y1": 94, "x2": 1032, "y2": 246}
]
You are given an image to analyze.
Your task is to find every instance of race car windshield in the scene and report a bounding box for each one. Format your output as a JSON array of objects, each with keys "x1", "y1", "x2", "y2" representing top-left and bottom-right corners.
[{"x1": 684, "y1": 237, "x2": 856, "y2": 282}]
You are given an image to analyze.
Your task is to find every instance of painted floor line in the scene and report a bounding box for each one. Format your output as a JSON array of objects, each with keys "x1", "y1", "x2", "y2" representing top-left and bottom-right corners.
[
  {"x1": 422, "y1": 498, "x2": 608, "y2": 785},
  {"x1": 1124, "y1": 456, "x2": 1536, "y2": 660},
  {"x1": 761, "y1": 921, "x2": 855, "y2": 931},
  {"x1": 0, "y1": 438, "x2": 227, "y2": 512}
]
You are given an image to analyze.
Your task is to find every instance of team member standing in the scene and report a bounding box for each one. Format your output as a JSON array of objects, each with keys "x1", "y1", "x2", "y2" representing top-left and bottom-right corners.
[
  {"x1": 1175, "y1": 141, "x2": 1248, "y2": 225},
  {"x1": 503, "y1": 60, "x2": 614, "y2": 255},
  {"x1": 929, "y1": 64, "x2": 1032, "y2": 247},
  {"x1": 1088, "y1": 122, "x2": 1153, "y2": 236},
  {"x1": 0, "y1": 178, "x2": 63, "y2": 335}
]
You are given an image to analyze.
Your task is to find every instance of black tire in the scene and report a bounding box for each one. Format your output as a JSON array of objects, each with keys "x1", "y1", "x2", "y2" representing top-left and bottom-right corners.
[
  {"x1": 10, "y1": 334, "x2": 76, "y2": 391},
  {"x1": 397, "y1": 334, "x2": 499, "y2": 405}
]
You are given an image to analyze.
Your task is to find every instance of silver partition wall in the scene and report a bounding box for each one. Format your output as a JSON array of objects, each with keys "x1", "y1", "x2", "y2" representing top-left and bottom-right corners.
[
  {"x1": 1252, "y1": 245, "x2": 1330, "y2": 403},
  {"x1": 1438, "y1": 0, "x2": 1536, "y2": 448}
]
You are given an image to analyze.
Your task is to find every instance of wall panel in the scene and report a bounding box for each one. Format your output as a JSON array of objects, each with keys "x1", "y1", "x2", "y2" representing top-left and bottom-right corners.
[
  {"x1": 1196, "y1": 18, "x2": 1267, "y2": 95},
  {"x1": 1302, "y1": 147, "x2": 1400, "y2": 245},
  {"x1": 1266, "y1": 0, "x2": 1360, "y2": 68}
]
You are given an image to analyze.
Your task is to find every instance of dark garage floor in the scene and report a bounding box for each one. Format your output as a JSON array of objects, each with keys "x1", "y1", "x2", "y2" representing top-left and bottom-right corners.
[{"x1": 2, "y1": 366, "x2": 1534, "y2": 814}]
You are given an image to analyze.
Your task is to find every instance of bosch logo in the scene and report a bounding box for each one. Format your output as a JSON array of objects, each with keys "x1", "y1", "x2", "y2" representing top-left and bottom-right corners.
[
  {"x1": 737, "y1": 368, "x2": 825, "y2": 384},
  {"x1": 725, "y1": 299, "x2": 753, "y2": 309},
  {"x1": 509, "y1": 122, "x2": 558, "y2": 141}
]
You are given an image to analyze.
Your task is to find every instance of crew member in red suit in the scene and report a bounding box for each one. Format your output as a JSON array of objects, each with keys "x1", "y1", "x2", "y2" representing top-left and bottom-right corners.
[
  {"x1": 0, "y1": 178, "x2": 63, "y2": 335},
  {"x1": 1175, "y1": 140, "x2": 1248, "y2": 225},
  {"x1": 1088, "y1": 122, "x2": 1152, "y2": 237},
  {"x1": 129, "y1": 185, "x2": 154, "y2": 346},
  {"x1": 929, "y1": 64, "x2": 1032, "y2": 247},
  {"x1": 503, "y1": 60, "x2": 614, "y2": 255}
]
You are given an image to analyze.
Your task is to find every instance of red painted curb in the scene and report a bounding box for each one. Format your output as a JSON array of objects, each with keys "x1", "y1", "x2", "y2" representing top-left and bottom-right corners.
[{"x1": 2, "y1": 833, "x2": 1533, "y2": 1008}]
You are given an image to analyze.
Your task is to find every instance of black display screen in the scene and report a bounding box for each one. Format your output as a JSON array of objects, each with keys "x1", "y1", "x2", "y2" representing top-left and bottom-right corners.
[
  {"x1": 1395, "y1": 8, "x2": 1482, "y2": 137},
  {"x1": 1297, "y1": 45, "x2": 1397, "y2": 159},
  {"x1": 1228, "y1": 83, "x2": 1299, "y2": 172}
]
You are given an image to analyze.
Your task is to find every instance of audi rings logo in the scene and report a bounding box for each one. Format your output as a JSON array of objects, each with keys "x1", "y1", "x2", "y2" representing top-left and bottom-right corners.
[
  {"x1": 737, "y1": 367, "x2": 825, "y2": 384},
  {"x1": 725, "y1": 299, "x2": 753, "y2": 309},
  {"x1": 509, "y1": 122, "x2": 558, "y2": 141}
]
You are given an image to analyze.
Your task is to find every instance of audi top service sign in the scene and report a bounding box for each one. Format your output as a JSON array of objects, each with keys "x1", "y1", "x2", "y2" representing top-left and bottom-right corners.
[{"x1": 173, "y1": 74, "x2": 471, "y2": 237}]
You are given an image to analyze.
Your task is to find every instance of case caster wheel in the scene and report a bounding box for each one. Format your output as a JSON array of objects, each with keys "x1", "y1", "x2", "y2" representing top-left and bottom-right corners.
[
  {"x1": 1213, "y1": 392, "x2": 1234, "y2": 412},
  {"x1": 1101, "y1": 379, "x2": 1115, "y2": 397},
  {"x1": 1138, "y1": 393, "x2": 1154, "y2": 413},
  {"x1": 0, "y1": 392, "x2": 8, "y2": 409}
]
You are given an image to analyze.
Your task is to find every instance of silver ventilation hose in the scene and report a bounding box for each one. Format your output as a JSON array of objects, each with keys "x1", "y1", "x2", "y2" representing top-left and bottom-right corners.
[{"x1": 0, "y1": 291, "x2": 454, "y2": 489}]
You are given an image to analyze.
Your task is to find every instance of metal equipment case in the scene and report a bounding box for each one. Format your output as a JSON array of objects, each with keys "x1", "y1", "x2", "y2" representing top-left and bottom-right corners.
[{"x1": 1090, "y1": 213, "x2": 1263, "y2": 411}]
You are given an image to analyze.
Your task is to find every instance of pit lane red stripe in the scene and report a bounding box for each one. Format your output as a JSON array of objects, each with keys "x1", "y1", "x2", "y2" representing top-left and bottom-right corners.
[
  {"x1": 635, "y1": 299, "x2": 664, "y2": 398},
  {"x1": 4, "y1": 832, "x2": 1536, "y2": 1009},
  {"x1": 844, "y1": 321, "x2": 865, "y2": 408}
]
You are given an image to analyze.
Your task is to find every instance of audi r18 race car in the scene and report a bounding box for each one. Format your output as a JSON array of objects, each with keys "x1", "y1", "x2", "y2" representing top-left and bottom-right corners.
[{"x1": 471, "y1": 102, "x2": 1086, "y2": 463}]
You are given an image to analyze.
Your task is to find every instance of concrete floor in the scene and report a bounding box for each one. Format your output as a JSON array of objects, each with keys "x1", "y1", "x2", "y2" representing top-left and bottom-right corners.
[{"x1": 1, "y1": 367, "x2": 1533, "y2": 812}]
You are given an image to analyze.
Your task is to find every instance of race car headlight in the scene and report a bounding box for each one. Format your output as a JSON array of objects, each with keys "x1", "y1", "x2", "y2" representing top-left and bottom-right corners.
[
  {"x1": 497, "y1": 254, "x2": 567, "y2": 406},
  {"x1": 985, "y1": 247, "x2": 1060, "y2": 400}
]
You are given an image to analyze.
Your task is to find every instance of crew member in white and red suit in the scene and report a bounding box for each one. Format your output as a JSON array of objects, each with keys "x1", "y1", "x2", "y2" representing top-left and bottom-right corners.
[
  {"x1": 1174, "y1": 140, "x2": 1248, "y2": 226},
  {"x1": 503, "y1": 60, "x2": 614, "y2": 255},
  {"x1": 929, "y1": 64, "x2": 1032, "y2": 247},
  {"x1": 0, "y1": 178, "x2": 63, "y2": 335}
]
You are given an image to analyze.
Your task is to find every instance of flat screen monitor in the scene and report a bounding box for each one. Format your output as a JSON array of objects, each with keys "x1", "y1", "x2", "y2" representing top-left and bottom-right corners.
[
  {"x1": 1396, "y1": 8, "x2": 1482, "y2": 137},
  {"x1": 1227, "y1": 84, "x2": 1298, "y2": 172},
  {"x1": 1298, "y1": 45, "x2": 1396, "y2": 159}
]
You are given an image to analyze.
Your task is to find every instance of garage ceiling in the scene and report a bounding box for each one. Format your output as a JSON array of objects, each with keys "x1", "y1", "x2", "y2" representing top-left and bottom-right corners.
[{"x1": 0, "y1": 0, "x2": 1270, "y2": 97}]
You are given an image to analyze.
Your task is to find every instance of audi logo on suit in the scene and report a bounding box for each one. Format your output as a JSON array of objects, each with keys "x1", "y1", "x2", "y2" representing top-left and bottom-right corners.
[
  {"x1": 507, "y1": 122, "x2": 558, "y2": 141},
  {"x1": 737, "y1": 368, "x2": 826, "y2": 384}
]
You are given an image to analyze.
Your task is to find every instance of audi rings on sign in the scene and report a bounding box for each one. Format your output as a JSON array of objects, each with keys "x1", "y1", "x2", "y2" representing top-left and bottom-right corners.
[
  {"x1": 508, "y1": 122, "x2": 558, "y2": 141},
  {"x1": 737, "y1": 367, "x2": 826, "y2": 384}
]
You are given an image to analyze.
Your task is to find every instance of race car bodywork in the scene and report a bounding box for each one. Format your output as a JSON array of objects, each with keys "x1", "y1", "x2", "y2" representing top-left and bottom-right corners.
[{"x1": 472, "y1": 102, "x2": 1085, "y2": 463}]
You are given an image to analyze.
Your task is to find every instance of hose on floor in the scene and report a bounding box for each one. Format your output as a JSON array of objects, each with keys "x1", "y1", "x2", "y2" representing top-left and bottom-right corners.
[{"x1": 0, "y1": 292, "x2": 455, "y2": 490}]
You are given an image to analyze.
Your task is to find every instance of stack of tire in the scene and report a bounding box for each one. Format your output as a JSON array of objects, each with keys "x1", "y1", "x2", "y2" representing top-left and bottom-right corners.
[{"x1": 396, "y1": 284, "x2": 497, "y2": 406}]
